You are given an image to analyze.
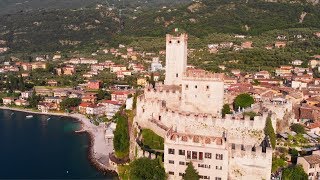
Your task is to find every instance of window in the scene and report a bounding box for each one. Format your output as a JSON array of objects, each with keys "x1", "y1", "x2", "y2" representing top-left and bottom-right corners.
[
  {"x1": 198, "y1": 164, "x2": 210, "y2": 169},
  {"x1": 186, "y1": 162, "x2": 190, "y2": 166},
  {"x1": 216, "y1": 154, "x2": 223, "y2": 160},
  {"x1": 179, "y1": 161, "x2": 185, "y2": 165},
  {"x1": 179, "y1": 150, "x2": 185, "y2": 155},
  {"x1": 206, "y1": 85, "x2": 209, "y2": 90},
  {"x1": 176, "y1": 73, "x2": 178, "y2": 77},
  {"x1": 192, "y1": 151, "x2": 197, "y2": 159},
  {"x1": 179, "y1": 173, "x2": 185, "y2": 176},
  {"x1": 177, "y1": 40, "x2": 180, "y2": 43},
  {"x1": 199, "y1": 152, "x2": 203, "y2": 160},
  {"x1": 185, "y1": 85, "x2": 189, "y2": 89},
  {"x1": 169, "y1": 41, "x2": 172, "y2": 44},
  {"x1": 309, "y1": 173, "x2": 314, "y2": 176},
  {"x1": 216, "y1": 166, "x2": 222, "y2": 170},
  {"x1": 195, "y1": 85, "x2": 198, "y2": 89},
  {"x1": 215, "y1": 177, "x2": 221, "y2": 180},
  {"x1": 205, "y1": 153, "x2": 212, "y2": 159},
  {"x1": 232, "y1": 143, "x2": 235, "y2": 150},
  {"x1": 168, "y1": 148, "x2": 175, "y2": 154},
  {"x1": 169, "y1": 160, "x2": 174, "y2": 164},
  {"x1": 310, "y1": 164, "x2": 315, "y2": 169},
  {"x1": 187, "y1": 151, "x2": 191, "y2": 159},
  {"x1": 159, "y1": 116, "x2": 161, "y2": 121},
  {"x1": 169, "y1": 171, "x2": 174, "y2": 175}
]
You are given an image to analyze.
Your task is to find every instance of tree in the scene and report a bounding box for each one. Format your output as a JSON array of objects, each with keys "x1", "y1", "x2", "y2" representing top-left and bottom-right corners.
[
  {"x1": 282, "y1": 165, "x2": 308, "y2": 180},
  {"x1": 183, "y1": 162, "x2": 200, "y2": 180},
  {"x1": 97, "y1": 89, "x2": 106, "y2": 100},
  {"x1": 272, "y1": 157, "x2": 287, "y2": 172},
  {"x1": 113, "y1": 114, "x2": 130, "y2": 158},
  {"x1": 27, "y1": 92, "x2": 42, "y2": 108},
  {"x1": 128, "y1": 158, "x2": 166, "y2": 180},
  {"x1": 222, "y1": 104, "x2": 231, "y2": 118},
  {"x1": 233, "y1": 93, "x2": 254, "y2": 110},
  {"x1": 264, "y1": 116, "x2": 276, "y2": 149},
  {"x1": 60, "y1": 98, "x2": 81, "y2": 110},
  {"x1": 290, "y1": 123, "x2": 306, "y2": 134}
]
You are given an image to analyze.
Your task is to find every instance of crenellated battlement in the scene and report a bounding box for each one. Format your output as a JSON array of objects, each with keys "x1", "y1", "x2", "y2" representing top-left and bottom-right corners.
[
  {"x1": 229, "y1": 143, "x2": 272, "y2": 159},
  {"x1": 159, "y1": 104, "x2": 268, "y2": 130},
  {"x1": 166, "y1": 128, "x2": 227, "y2": 148},
  {"x1": 183, "y1": 70, "x2": 224, "y2": 81},
  {"x1": 166, "y1": 33, "x2": 188, "y2": 44}
]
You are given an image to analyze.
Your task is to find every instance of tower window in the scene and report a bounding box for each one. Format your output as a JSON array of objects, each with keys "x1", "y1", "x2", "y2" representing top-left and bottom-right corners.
[
  {"x1": 195, "y1": 85, "x2": 197, "y2": 89},
  {"x1": 185, "y1": 85, "x2": 189, "y2": 89},
  {"x1": 176, "y1": 73, "x2": 178, "y2": 77},
  {"x1": 177, "y1": 40, "x2": 180, "y2": 43},
  {"x1": 206, "y1": 85, "x2": 209, "y2": 90},
  {"x1": 169, "y1": 40, "x2": 172, "y2": 44}
]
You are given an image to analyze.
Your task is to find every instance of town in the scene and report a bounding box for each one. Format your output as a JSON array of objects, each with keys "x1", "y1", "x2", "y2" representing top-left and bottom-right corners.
[{"x1": 1, "y1": 31, "x2": 320, "y2": 179}]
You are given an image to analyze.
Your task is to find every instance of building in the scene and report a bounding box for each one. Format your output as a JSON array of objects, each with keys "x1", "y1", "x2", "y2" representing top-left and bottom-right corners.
[
  {"x1": 292, "y1": 60, "x2": 303, "y2": 66},
  {"x1": 254, "y1": 71, "x2": 270, "y2": 80},
  {"x1": 137, "y1": 78, "x2": 148, "y2": 87},
  {"x1": 21, "y1": 91, "x2": 33, "y2": 100},
  {"x1": 151, "y1": 57, "x2": 163, "y2": 72},
  {"x1": 86, "y1": 104, "x2": 105, "y2": 116},
  {"x1": 241, "y1": 41, "x2": 253, "y2": 49},
  {"x1": 31, "y1": 62, "x2": 47, "y2": 70},
  {"x1": 275, "y1": 41, "x2": 286, "y2": 48},
  {"x1": 134, "y1": 34, "x2": 273, "y2": 180},
  {"x1": 87, "y1": 80, "x2": 102, "y2": 90},
  {"x1": 99, "y1": 100, "x2": 122, "y2": 118},
  {"x1": 47, "y1": 80, "x2": 58, "y2": 86},
  {"x1": 63, "y1": 66, "x2": 76, "y2": 75},
  {"x1": 110, "y1": 65, "x2": 127, "y2": 73},
  {"x1": 78, "y1": 102, "x2": 93, "y2": 114},
  {"x1": 111, "y1": 91, "x2": 131, "y2": 103},
  {"x1": 14, "y1": 99, "x2": 29, "y2": 106},
  {"x1": 164, "y1": 34, "x2": 188, "y2": 85},
  {"x1": 2, "y1": 97, "x2": 14, "y2": 105},
  {"x1": 297, "y1": 152, "x2": 320, "y2": 180}
]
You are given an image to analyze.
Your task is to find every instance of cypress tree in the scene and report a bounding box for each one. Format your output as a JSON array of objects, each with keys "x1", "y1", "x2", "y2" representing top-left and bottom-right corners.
[
  {"x1": 264, "y1": 116, "x2": 276, "y2": 149},
  {"x1": 184, "y1": 162, "x2": 200, "y2": 180}
]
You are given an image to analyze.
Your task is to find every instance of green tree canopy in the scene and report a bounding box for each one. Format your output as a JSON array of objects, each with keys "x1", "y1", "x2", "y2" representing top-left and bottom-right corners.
[
  {"x1": 282, "y1": 165, "x2": 308, "y2": 180},
  {"x1": 60, "y1": 98, "x2": 81, "y2": 110},
  {"x1": 264, "y1": 116, "x2": 276, "y2": 149},
  {"x1": 290, "y1": 123, "x2": 306, "y2": 134},
  {"x1": 222, "y1": 104, "x2": 231, "y2": 118},
  {"x1": 113, "y1": 113, "x2": 130, "y2": 158},
  {"x1": 128, "y1": 158, "x2": 166, "y2": 180},
  {"x1": 233, "y1": 93, "x2": 254, "y2": 110},
  {"x1": 183, "y1": 162, "x2": 200, "y2": 180}
]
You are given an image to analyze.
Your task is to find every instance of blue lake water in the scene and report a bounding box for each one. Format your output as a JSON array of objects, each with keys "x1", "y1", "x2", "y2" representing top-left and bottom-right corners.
[{"x1": 0, "y1": 109, "x2": 114, "y2": 179}]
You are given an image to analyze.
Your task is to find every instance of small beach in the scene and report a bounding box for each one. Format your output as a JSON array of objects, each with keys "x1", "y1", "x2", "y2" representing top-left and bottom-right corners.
[{"x1": 0, "y1": 106, "x2": 116, "y2": 175}]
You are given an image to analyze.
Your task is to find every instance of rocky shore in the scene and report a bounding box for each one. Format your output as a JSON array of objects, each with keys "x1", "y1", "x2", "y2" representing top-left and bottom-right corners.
[{"x1": 0, "y1": 106, "x2": 117, "y2": 176}]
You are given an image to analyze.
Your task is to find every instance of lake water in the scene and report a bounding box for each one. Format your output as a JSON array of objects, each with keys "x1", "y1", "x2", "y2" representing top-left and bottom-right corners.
[{"x1": 0, "y1": 109, "x2": 114, "y2": 179}]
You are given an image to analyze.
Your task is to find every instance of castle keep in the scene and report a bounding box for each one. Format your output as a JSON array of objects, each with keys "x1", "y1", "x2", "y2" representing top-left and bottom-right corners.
[{"x1": 134, "y1": 33, "x2": 272, "y2": 180}]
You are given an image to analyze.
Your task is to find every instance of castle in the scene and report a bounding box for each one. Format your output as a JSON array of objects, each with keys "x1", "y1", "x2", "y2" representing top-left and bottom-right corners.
[{"x1": 134, "y1": 34, "x2": 272, "y2": 180}]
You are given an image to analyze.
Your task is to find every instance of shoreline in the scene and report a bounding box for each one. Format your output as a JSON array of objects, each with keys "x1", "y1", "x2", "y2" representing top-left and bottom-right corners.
[{"x1": 0, "y1": 106, "x2": 118, "y2": 177}]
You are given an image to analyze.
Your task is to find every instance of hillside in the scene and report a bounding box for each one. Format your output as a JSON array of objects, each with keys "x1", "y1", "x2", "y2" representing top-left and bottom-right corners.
[
  {"x1": 0, "y1": 0, "x2": 320, "y2": 56},
  {"x1": 124, "y1": 0, "x2": 320, "y2": 37},
  {"x1": 0, "y1": 0, "x2": 192, "y2": 15}
]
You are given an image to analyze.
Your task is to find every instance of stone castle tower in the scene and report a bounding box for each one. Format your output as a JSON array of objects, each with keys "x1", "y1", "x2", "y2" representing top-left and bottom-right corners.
[{"x1": 164, "y1": 33, "x2": 188, "y2": 86}]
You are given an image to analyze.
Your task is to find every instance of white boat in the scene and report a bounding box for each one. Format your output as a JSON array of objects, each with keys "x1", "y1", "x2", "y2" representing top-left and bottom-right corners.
[
  {"x1": 26, "y1": 115, "x2": 33, "y2": 119},
  {"x1": 47, "y1": 118, "x2": 51, "y2": 121}
]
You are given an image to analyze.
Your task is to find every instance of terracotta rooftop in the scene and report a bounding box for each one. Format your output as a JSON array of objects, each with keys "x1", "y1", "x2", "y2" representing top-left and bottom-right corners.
[{"x1": 303, "y1": 154, "x2": 320, "y2": 165}]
